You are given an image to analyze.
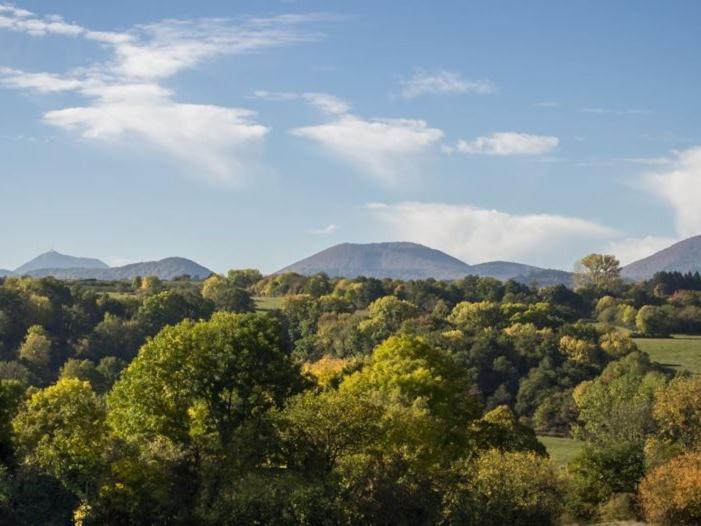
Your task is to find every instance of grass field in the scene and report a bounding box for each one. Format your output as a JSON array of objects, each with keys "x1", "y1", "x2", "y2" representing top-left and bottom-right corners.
[
  {"x1": 538, "y1": 436, "x2": 584, "y2": 467},
  {"x1": 253, "y1": 296, "x2": 285, "y2": 311},
  {"x1": 634, "y1": 335, "x2": 701, "y2": 374}
]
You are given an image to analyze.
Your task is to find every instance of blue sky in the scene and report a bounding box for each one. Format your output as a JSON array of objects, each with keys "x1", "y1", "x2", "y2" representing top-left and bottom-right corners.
[{"x1": 1, "y1": 1, "x2": 700, "y2": 273}]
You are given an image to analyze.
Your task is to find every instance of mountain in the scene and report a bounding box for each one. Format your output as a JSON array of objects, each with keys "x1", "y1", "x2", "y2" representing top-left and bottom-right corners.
[
  {"x1": 277, "y1": 242, "x2": 473, "y2": 280},
  {"x1": 15, "y1": 250, "x2": 108, "y2": 275},
  {"x1": 277, "y1": 242, "x2": 574, "y2": 285},
  {"x1": 623, "y1": 235, "x2": 701, "y2": 280},
  {"x1": 470, "y1": 261, "x2": 542, "y2": 281},
  {"x1": 0, "y1": 269, "x2": 14, "y2": 278},
  {"x1": 25, "y1": 257, "x2": 213, "y2": 281},
  {"x1": 512, "y1": 268, "x2": 574, "y2": 287}
]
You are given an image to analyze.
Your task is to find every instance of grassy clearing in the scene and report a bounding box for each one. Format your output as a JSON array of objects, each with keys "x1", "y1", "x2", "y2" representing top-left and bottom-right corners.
[
  {"x1": 538, "y1": 436, "x2": 584, "y2": 467},
  {"x1": 253, "y1": 296, "x2": 285, "y2": 311},
  {"x1": 634, "y1": 335, "x2": 701, "y2": 374}
]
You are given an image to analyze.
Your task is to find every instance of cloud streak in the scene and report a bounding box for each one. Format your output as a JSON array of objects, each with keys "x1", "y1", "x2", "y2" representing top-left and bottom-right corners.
[
  {"x1": 399, "y1": 70, "x2": 495, "y2": 99},
  {"x1": 447, "y1": 132, "x2": 559, "y2": 156},
  {"x1": 252, "y1": 90, "x2": 350, "y2": 115}
]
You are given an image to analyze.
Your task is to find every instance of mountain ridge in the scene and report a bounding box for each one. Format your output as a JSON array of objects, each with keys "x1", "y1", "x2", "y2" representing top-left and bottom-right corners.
[
  {"x1": 25, "y1": 256, "x2": 213, "y2": 281},
  {"x1": 15, "y1": 250, "x2": 108, "y2": 275},
  {"x1": 277, "y1": 242, "x2": 573, "y2": 284},
  {"x1": 623, "y1": 235, "x2": 701, "y2": 280}
]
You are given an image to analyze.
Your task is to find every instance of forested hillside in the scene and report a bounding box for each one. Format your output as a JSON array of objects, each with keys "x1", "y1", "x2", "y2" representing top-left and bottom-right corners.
[{"x1": 1, "y1": 257, "x2": 701, "y2": 524}]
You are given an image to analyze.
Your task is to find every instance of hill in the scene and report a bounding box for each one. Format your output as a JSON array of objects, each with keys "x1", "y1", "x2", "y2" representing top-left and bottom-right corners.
[
  {"x1": 470, "y1": 261, "x2": 542, "y2": 281},
  {"x1": 26, "y1": 257, "x2": 213, "y2": 281},
  {"x1": 277, "y1": 242, "x2": 473, "y2": 280},
  {"x1": 622, "y1": 235, "x2": 701, "y2": 280},
  {"x1": 15, "y1": 250, "x2": 108, "y2": 275},
  {"x1": 0, "y1": 269, "x2": 14, "y2": 278},
  {"x1": 277, "y1": 242, "x2": 573, "y2": 284}
]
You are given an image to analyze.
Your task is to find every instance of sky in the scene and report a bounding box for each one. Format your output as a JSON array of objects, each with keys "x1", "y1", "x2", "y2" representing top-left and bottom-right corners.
[{"x1": 1, "y1": 1, "x2": 701, "y2": 274}]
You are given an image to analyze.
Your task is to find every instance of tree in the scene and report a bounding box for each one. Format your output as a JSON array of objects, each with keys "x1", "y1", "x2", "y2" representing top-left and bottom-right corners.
[
  {"x1": 108, "y1": 312, "x2": 303, "y2": 449},
  {"x1": 448, "y1": 301, "x2": 503, "y2": 332},
  {"x1": 136, "y1": 290, "x2": 213, "y2": 337},
  {"x1": 635, "y1": 305, "x2": 671, "y2": 336},
  {"x1": 442, "y1": 449, "x2": 562, "y2": 526},
  {"x1": 226, "y1": 269, "x2": 263, "y2": 290},
  {"x1": 276, "y1": 388, "x2": 383, "y2": 474},
  {"x1": 573, "y1": 352, "x2": 667, "y2": 446},
  {"x1": 652, "y1": 375, "x2": 701, "y2": 451},
  {"x1": 59, "y1": 359, "x2": 107, "y2": 394},
  {"x1": 639, "y1": 451, "x2": 701, "y2": 525},
  {"x1": 574, "y1": 254, "x2": 621, "y2": 291},
  {"x1": 139, "y1": 275, "x2": 163, "y2": 294},
  {"x1": 12, "y1": 378, "x2": 108, "y2": 497},
  {"x1": 340, "y1": 335, "x2": 481, "y2": 466},
  {"x1": 18, "y1": 325, "x2": 52, "y2": 369},
  {"x1": 201, "y1": 275, "x2": 255, "y2": 313},
  {"x1": 0, "y1": 379, "x2": 24, "y2": 464},
  {"x1": 357, "y1": 296, "x2": 419, "y2": 343}
]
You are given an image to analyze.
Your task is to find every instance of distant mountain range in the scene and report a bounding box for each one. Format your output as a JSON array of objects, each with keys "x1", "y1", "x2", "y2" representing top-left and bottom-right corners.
[
  {"x1": 277, "y1": 242, "x2": 574, "y2": 286},
  {"x1": 5, "y1": 235, "x2": 701, "y2": 284},
  {"x1": 622, "y1": 235, "x2": 701, "y2": 280},
  {"x1": 9, "y1": 251, "x2": 213, "y2": 280}
]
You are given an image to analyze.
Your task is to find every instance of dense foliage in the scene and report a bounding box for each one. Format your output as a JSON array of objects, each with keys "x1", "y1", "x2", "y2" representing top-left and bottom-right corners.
[{"x1": 0, "y1": 256, "x2": 700, "y2": 524}]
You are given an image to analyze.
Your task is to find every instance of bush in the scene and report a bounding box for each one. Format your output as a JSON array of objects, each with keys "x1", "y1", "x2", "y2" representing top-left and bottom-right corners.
[
  {"x1": 597, "y1": 492, "x2": 638, "y2": 522},
  {"x1": 639, "y1": 451, "x2": 701, "y2": 525},
  {"x1": 441, "y1": 449, "x2": 562, "y2": 526}
]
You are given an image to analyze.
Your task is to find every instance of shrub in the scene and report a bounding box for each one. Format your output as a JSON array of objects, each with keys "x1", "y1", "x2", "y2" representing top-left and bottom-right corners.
[{"x1": 639, "y1": 451, "x2": 701, "y2": 525}]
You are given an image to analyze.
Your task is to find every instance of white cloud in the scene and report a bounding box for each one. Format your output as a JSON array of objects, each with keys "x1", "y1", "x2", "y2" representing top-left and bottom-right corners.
[
  {"x1": 368, "y1": 202, "x2": 618, "y2": 269},
  {"x1": 292, "y1": 116, "x2": 444, "y2": 183},
  {"x1": 301, "y1": 92, "x2": 349, "y2": 115},
  {"x1": 252, "y1": 90, "x2": 349, "y2": 115},
  {"x1": 45, "y1": 97, "x2": 268, "y2": 185},
  {"x1": 450, "y1": 132, "x2": 559, "y2": 156},
  {"x1": 643, "y1": 146, "x2": 701, "y2": 237},
  {"x1": 606, "y1": 236, "x2": 677, "y2": 266},
  {"x1": 0, "y1": 67, "x2": 86, "y2": 92},
  {"x1": 399, "y1": 70, "x2": 495, "y2": 99},
  {"x1": 0, "y1": 4, "x2": 327, "y2": 184},
  {"x1": 308, "y1": 224, "x2": 339, "y2": 235}
]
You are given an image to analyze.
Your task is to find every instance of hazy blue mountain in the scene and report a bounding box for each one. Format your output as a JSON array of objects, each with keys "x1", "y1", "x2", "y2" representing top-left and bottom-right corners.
[
  {"x1": 26, "y1": 257, "x2": 213, "y2": 280},
  {"x1": 0, "y1": 269, "x2": 14, "y2": 278},
  {"x1": 623, "y1": 235, "x2": 701, "y2": 280},
  {"x1": 277, "y1": 242, "x2": 473, "y2": 280},
  {"x1": 15, "y1": 250, "x2": 108, "y2": 275}
]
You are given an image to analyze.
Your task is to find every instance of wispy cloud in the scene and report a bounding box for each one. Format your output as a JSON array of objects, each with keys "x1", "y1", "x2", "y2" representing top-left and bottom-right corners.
[
  {"x1": 0, "y1": 4, "x2": 329, "y2": 184},
  {"x1": 399, "y1": 69, "x2": 495, "y2": 99},
  {"x1": 533, "y1": 101, "x2": 559, "y2": 108},
  {"x1": 368, "y1": 202, "x2": 618, "y2": 269},
  {"x1": 252, "y1": 90, "x2": 349, "y2": 115},
  {"x1": 292, "y1": 116, "x2": 444, "y2": 184},
  {"x1": 446, "y1": 132, "x2": 559, "y2": 156},
  {"x1": 308, "y1": 223, "x2": 339, "y2": 235}
]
